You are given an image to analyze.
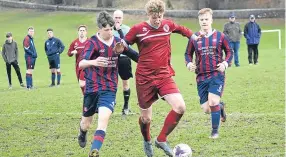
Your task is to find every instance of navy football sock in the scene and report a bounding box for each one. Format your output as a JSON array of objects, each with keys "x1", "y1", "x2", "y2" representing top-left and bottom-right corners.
[
  {"x1": 210, "y1": 105, "x2": 221, "y2": 132},
  {"x1": 57, "y1": 72, "x2": 61, "y2": 85},
  {"x1": 51, "y1": 72, "x2": 56, "y2": 85},
  {"x1": 91, "y1": 130, "x2": 105, "y2": 151}
]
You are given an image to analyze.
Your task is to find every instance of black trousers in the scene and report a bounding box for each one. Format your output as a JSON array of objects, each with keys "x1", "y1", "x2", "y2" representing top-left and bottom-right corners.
[
  {"x1": 247, "y1": 44, "x2": 259, "y2": 64},
  {"x1": 6, "y1": 61, "x2": 23, "y2": 85}
]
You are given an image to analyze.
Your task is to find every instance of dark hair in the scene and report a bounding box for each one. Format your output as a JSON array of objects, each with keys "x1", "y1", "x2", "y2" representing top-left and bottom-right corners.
[
  {"x1": 47, "y1": 28, "x2": 53, "y2": 32},
  {"x1": 78, "y1": 25, "x2": 87, "y2": 31},
  {"x1": 6, "y1": 32, "x2": 12, "y2": 38},
  {"x1": 28, "y1": 26, "x2": 34, "y2": 31},
  {"x1": 97, "y1": 11, "x2": 115, "y2": 29}
]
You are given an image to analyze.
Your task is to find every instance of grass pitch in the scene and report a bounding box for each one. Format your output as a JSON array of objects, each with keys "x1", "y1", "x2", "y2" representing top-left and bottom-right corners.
[{"x1": 0, "y1": 9, "x2": 284, "y2": 157}]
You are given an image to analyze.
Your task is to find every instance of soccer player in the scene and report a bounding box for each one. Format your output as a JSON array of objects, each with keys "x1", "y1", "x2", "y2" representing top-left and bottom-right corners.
[
  {"x1": 113, "y1": 10, "x2": 133, "y2": 115},
  {"x1": 185, "y1": 8, "x2": 233, "y2": 139},
  {"x1": 23, "y1": 27, "x2": 37, "y2": 90},
  {"x1": 116, "y1": 0, "x2": 199, "y2": 156},
  {"x1": 44, "y1": 28, "x2": 65, "y2": 87},
  {"x1": 77, "y1": 11, "x2": 138, "y2": 157},
  {"x1": 67, "y1": 25, "x2": 89, "y2": 94}
]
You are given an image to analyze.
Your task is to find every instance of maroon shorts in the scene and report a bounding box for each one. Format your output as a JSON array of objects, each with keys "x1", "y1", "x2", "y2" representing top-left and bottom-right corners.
[{"x1": 136, "y1": 77, "x2": 180, "y2": 109}]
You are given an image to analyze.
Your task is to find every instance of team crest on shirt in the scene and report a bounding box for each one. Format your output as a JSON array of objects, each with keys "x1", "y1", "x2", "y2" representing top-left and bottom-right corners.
[
  {"x1": 212, "y1": 39, "x2": 217, "y2": 42},
  {"x1": 163, "y1": 24, "x2": 169, "y2": 32},
  {"x1": 74, "y1": 42, "x2": 78, "y2": 49},
  {"x1": 47, "y1": 42, "x2": 49, "y2": 45},
  {"x1": 142, "y1": 27, "x2": 148, "y2": 32},
  {"x1": 99, "y1": 49, "x2": 105, "y2": 53}
]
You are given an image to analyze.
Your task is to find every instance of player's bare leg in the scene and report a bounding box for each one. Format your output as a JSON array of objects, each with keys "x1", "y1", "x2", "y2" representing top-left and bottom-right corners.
[
  {"x1": 78, "y1": 116, "x2": 93, "y2": 148},
  {"x1": 56, "y1": 69, "x2": 61, "y2": 86},
  {"x1": 79, "y1": 79, "x2": 85, "y2": 94},
  {"x1": 156, "y1": 93, "x2": 186, "y2": 157},
  {"x1": 122, "y1": 80, "x2": 131, "y2": 115},
  {"x1": 208, "y1": 93, "x2": 221, "y2": 139},
  {"x1": 89, "y1": 107, "x2": 112, "y2": 157},
  {"x1": 139, "y1": 106, "x2": 153, "y2": 157}
]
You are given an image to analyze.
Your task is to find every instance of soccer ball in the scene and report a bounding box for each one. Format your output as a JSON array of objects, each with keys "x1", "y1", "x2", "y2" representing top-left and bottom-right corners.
[{"x1": 173, "y1": 144, "x2": 192, "y2": 157}]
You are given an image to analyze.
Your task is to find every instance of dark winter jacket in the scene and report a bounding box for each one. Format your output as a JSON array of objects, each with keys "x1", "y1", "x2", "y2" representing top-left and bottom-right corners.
[{"x1": 244, "y1": 21, "x2": 261, "y2": 45}]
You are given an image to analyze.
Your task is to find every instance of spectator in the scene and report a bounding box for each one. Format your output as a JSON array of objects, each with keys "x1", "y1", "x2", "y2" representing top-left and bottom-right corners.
[
  {"x1": 244, "y1": 14, "x2": 261, "y2": 65},
  {"x1": 223, "y1": 13, "x2": 242, "y2": 67},
  {"x1": 2, "y1": 32, "x2": 25, "y2": 89}
]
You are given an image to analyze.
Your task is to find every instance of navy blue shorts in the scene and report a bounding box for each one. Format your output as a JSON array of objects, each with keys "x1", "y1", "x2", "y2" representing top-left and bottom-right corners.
[
  {"x1": 48, "y1": 57, "x2": 60, "y2": 69},
  {"x1": 25, "y1": 56, "x2": 36, "y2": 69},
  {"x1": 197, "y1": 75, "x2": 225, "y2": 104},
  {"x1": 82, "y1": 91, "x2": 116, "y2": 117}
]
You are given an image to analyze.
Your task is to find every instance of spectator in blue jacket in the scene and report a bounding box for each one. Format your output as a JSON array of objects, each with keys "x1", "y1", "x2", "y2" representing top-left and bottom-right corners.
[
  {"x1": 244, "y1": 14, "x2": 261, "y2": 65},
  {"x1": 45, "y1": 28, "x2": 65, "y2": 87}
]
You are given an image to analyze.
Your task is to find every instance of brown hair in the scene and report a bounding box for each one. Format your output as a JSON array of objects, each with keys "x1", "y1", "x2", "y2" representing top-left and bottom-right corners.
[
  {"x1": 78, "y1": 25, "x2": 87, "y2": 31},
  {"x1": 97, "y1": 11, "x2": 115, "y2": 29},
  {"x1": 28, "y1": 26, "x2": 34, "y2": 31},
  {"x1": 145, "y1": 0, "x2": 165, "y2": 15}
]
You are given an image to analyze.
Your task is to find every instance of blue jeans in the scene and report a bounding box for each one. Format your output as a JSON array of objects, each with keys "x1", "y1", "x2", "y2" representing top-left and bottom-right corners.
[{"x1": 229, "y1": 41, "x2": 240, "y2": 66}]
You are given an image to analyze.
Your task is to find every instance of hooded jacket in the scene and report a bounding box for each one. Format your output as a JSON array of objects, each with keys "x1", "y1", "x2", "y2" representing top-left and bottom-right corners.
[{"x1": 2, "y1": 40, "x2": 18, "y2": 64}]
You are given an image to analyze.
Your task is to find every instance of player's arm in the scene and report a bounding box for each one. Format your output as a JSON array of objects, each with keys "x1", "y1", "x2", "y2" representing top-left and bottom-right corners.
[
  {"x1": 23, "y1": 37, "x2": 34, "y2": 56},
  {"x1": 172, "y1": 22, "x2": 204, "y2": 41},
  {"x1": 67, "y1": 41, "x2": 76, "y2": 57},
  {"x1": 172, "y1": 22, "x2": 193, "y2": 38},
  {"x1": 184, "y1": 38, "x2": 196, "y2": 72},
  {"x1": 123, "y1": 25, "x2": 137, "y2": 46},
  {"x1": 114, "y1": 25, "x2": 138, "y2": 54},
  {"x1": 217, "y1": 34, "x2": 233, "y2": 72},
  {"x1": 117, "y1": 29, "x2": 125, "y2": 39},
  {"x1": 122, "y1": 47, "x2": 139, "y2": 63},
  {"x1": 57, "y1": 39, "x2": 65, "y2": 54},
  {"x1": 79, "y1": 41, "x2": 108, "y2": 69}
]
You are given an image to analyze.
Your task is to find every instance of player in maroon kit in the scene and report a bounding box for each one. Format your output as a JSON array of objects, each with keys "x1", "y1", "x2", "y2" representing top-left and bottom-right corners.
[
  {"x1": 115, "y1": 0, "x2": 200, "y2": 156},
  {"x1": 185, "y1": 8, "x2": 233, "y2": 139},
  {"x1": 67, "y1": 25, "x2": 89, "y2": 94}
]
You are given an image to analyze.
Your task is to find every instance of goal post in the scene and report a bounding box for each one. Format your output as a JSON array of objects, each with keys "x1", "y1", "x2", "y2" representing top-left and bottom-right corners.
[
  {"x1": 242, "y1": 29, "x2": 282, "y2": 49},
  {"x1": 261, "y1": 29, "x2": 281, "y2": 50}
]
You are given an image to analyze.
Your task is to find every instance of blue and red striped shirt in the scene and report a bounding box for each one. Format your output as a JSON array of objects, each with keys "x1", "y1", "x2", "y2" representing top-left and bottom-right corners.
[
  {"x1": 82, "y1": 34, "x2": 120, "y2": 93},
  {"x1": 81, "y1": 33, "x2": 138, "y2": 93},
  {"x1": 185, "y1": 30, "x2": 233, "y2": 82}
]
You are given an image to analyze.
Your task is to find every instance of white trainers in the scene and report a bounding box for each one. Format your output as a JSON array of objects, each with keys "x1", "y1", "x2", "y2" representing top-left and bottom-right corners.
[
  {"x1": 155, "y1": 139, "x2": 173, "y2": 157},
  {"x1": 143, "y1": 140, "x2": 154, "y2": 157}
]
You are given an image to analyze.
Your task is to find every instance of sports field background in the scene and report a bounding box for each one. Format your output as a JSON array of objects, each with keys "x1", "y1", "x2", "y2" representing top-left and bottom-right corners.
[{"x1": 0, "y1": 9, "x2": 284, "y2": 157}]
